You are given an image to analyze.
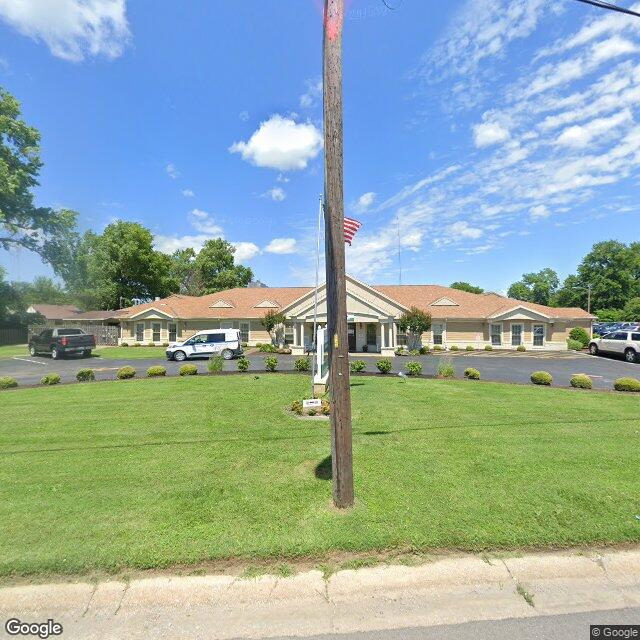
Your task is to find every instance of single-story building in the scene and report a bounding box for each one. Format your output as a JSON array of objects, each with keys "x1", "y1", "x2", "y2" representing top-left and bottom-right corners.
[
  {"x1": 114, "y1": 275, "x2": 594, "y2": 355},
  {"x1": 26, "y1": 304, "x2": 119, "y2": 326}
]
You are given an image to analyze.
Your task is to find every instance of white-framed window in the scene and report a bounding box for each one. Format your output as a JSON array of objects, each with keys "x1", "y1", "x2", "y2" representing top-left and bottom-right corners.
[
  {"x1": 511, "y1": 323, "x2": 523, "y2": 347},
  {"x1": 490, "y1": 323, "x2": 502, "y2": 346},
  {"x1": 168, "y1": 323, "x2": 177, "y2": 342},
  {"x1": 432, "y1": 323, "x2": 444, "y2": 345},
  {"x1": 221, "y1": 321, "x2": 233, "y2": 329},
  {"x1": 533, "y1": 324, "x2": 545, "y2": 347},
  {"x1": 135, "y1": 323, "x2": 144, "y2": 342},
  {"x1": 152, "y1": 322, "x2": 161, "y2": 343},
  {"x1": 284, "y1": 322, "x2": 294, "y2": 345},
  {"x1": 396, "y1": 325, "x2": 407, "y2": 346},
  {"x1": 239, "y1": 322, "x2": 250, "y2": 344}
]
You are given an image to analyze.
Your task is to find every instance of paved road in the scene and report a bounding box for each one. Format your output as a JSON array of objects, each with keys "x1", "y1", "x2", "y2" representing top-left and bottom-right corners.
[
  {"x1": 0, "y1": 349, "x2": 637, "y2": 389},
  {"x1": 270, "y1": 609, "x2": 640, "y2": 640}
]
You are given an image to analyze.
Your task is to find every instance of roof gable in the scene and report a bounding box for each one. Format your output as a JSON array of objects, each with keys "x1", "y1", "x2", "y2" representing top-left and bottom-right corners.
[
  {"x1": 209, "y1": 299, "x2": 234, "y2": 309},
  {"x1": 253, "y1": 299, "x2": 280, "y2": 309},
  {"x1": 430, "y1": 297, "x2": 459, "y2": 307}
]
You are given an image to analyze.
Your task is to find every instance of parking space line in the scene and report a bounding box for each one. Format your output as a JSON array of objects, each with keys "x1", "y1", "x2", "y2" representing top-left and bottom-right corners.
[{"x1": 12, "y1": 357, "x2": 46, "y2": 366}]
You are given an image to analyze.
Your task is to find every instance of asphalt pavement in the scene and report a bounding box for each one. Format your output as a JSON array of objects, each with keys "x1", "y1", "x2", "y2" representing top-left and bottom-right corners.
[{"x1": 0, "y1": 349, "x2": 638, "y2": 389}]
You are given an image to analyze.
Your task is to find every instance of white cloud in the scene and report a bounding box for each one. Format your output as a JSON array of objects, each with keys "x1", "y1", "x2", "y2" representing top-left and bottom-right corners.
[
  {"x1": 300, "y1": 78, "x2": 322, "y2": 108},
  {"x1": 239, "y1": 110, "x2": 249, "y2": 121},
  {"x1": 276, "y1": 173, "x2": 290, "y2": 183},
  {"x1": 229, "y1": 114, "x2": 323, "y2": 171},
  {"x1": 263, "y1": 186, "x2": 286, "y2": 202},
  {"x1": 0, "y1": 0, "x2": 130, "y2": 62},
  {"x1": 352, "y1": 191, "x2": 377, "y2": 214},
  {"x1": 529, "y1": 205, "x2": 550, "y2": 220},
  {"x1": 232, "y1": 242, "x2": 260, "y2": 262},
  {"x1": 473, "y1": 121, "x2": 510, "y2": 147},
  {"x1": 165, "y1": 162, "x2": 179, "y2": 179},
  {"x1": 154, "y1": 234, "x2": 213, "y2": 254},
  {"x1": 188, "y1": 209, "x2": 223, "y2": 235},
  {"x1": 555, "y1": 109, "x2": 632, "y2": 148},
  {"x1": 265, "y1": 238, "x2": 297, "y2": 254},
  {"x1": 181, "y1": 188, "x2": 195, "y2": 198}
]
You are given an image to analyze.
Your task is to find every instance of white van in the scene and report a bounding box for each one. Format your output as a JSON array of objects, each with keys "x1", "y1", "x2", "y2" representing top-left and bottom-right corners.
[{"x1": 166, "y1": 329, "x2": 243, "y2": 361}]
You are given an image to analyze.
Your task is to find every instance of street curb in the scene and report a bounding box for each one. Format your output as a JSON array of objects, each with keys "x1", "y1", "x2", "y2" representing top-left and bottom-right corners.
[{"x1": 1, "y1": 548, "x2": 638, "y2": 640}]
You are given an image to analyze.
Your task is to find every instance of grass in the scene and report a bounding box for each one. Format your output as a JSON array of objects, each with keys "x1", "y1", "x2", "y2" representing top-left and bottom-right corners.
[
  {"x1": 92, "y1": 346, "x2": 168, "y2": 359},
  {"x1": 0, "y1": 375, "x2": 639, "y2": 578},
  {"x1": 0, "y1": 344, "x2": 28, "y2": 358}
]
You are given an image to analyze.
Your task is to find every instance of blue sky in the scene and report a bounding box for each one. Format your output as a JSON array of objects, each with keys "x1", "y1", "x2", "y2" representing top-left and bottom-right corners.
[{"x1": 1, "y1": 0, "x2": 639, "y2": 293}]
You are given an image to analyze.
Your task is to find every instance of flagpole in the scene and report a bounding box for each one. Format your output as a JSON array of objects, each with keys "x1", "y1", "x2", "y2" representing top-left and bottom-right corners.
[{"x1": 311, "y1": 195, "x2": 323, "y2": 398}]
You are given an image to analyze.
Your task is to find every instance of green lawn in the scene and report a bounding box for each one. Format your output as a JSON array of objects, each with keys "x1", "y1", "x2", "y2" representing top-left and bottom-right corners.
[
  {"x1": 92, "y1": 346, "x2": 168, "y2": 359},
  {"x1": 0, "y1": 344, "x2": 28, "y2": 358},
  {"x1": 0, "y1": 375, "x2": 638, "y2": 578}
]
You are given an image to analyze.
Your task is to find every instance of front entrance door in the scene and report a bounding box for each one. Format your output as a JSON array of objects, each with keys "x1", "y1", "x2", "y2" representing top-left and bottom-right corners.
[{"x1": 348, "y1": 323, "x2": 357, "y2": 352}]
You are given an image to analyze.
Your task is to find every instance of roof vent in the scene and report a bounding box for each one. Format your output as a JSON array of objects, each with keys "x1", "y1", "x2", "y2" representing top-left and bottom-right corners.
[
  {"x1": 430, "y1": 297, "x2": 459, "y2": 307},
  {"x1": 209, "y1": 300, "x2": 234, "y2": 309},
  {"x1": 253, "y1": 299, "x2": 280, "y2": 309}
]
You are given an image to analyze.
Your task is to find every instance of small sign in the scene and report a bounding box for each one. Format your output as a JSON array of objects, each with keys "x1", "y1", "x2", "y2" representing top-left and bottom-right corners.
[
  {"x1": 303, "y1": 399, "x2": 322, "y2": 409},
  {"x1": 334, "y1": 333, "x2": 339, "y2": 348}
]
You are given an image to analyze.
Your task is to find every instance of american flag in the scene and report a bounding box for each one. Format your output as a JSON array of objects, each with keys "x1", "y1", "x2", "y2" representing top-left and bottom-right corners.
[{"x1": 344, "y1": 217, "x2": 362, "y2": 245}]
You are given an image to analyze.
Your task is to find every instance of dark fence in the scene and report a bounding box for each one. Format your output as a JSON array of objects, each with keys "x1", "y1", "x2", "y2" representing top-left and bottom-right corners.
[
  {"x1": 28, "y1": 323, "x2": 120, "y2": 346},
  {"x1": 0, "y1": 326, "x2": 28, "y2": 346}
]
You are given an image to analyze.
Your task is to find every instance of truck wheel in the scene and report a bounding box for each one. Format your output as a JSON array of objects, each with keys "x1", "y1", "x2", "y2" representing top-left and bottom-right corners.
[
  {"x1": 173, "y1": 350, "x2": 187, "y2": 362},
  {"x1": 83, "y1": 350, "x2": 92, "y2": 358},
  {"x1": 222, "y1": 349, "x2": 234, "y2": 360},
  {"x1": 625, "y1": 348, "x2": 637, "y2": 363},
  {"x1": 29, "y1": 345, "x2": 36, "y2": 357},
  {"x1": 51, "y1": 347, "x2": 60, "y2": 360}
]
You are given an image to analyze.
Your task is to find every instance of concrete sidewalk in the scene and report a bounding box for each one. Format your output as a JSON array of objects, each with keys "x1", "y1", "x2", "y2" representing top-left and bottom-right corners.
[{"x1": 1, "y1": 548, "x2": 639, "y2": 640}]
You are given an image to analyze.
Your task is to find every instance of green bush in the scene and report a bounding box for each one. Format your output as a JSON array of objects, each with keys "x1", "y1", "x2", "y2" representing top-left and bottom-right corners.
[
  {"x1": 350, "y1": 360, "x2": 366, "y2": 373},
  {"x1": 0, "y1": 376, "x2": 18, "y2": 390},
  {"x1": 466, "y1": 345, "x2": 474, "y2": 351},
  {"x1": 570, "y1": 374, "x2": 592, "y2": 389},
  {"x1": 395, "y1": 346, "x2": 407, "y2": 356},
  {"x1": 376, "y1": 359, "x2": 392, "y2": 374},
  {"x1": 179, "y1": 364, "x2": 198, "y2": 376},
  {"x1": 433, "y1": 345, "x2": 443, "y2": 351},
  {"x1": 146, "y1": 365, "x2": 167, "y2": 377},
  {"x1": 613, "y1": 377, "x2": 640, "y2": 392},
  {"x1": 406, "y1": 361, "x2": 423, "y2": 376},
  {"x1": 321, "y1": 399, "x2": 331, "y2": 416},
  {"x1": 264, "y1": 356, "x2": 278, "y2": 372},
  {"x1": 117, "y1": 366, "x2": 136, "y2": 380},
  {"x1": 294, "y1": 358, "x2": 310, "y2": 372},
  {"x1": 40, "y1": 373, "x2": 61, "y2": 386},
  {"x1": 409, "y1": 348, "x2": 420, "y2": 356},
  {"x1": 148, "y1": 343, "x2": 156, "y2": 347},
  {"x1": 208, "y1": 355, "x2": 224, "y2": 373},
  {"x1": 464, "y1": 367, "x2": 480, "y2": 380},
  {"x1": 450, "y1": 345, "x2": 459, "y2": 351},
  {"x1": 437, "y1": 359, "x2": 456, "y2": 378},
  {"x1": 567, "y1": 339, "x2": 583, "y2": 351},
  {"x1": 531, "y1": 371, "x2": 552, "y2": 386},
  {"x1": 291, "y1": 400, "x2": 303, "y2": 415},
  {"x1": 162, "y1": 342, "x2": 169, "y2": 347},
  {"x1": 120, "y1": 342, "x2": 129, "y2": 347},
  {"x1": 419, "y1": 345, "x2": 430, "y2": 355},
  {"x1": 485, "y1": 345, "x2": 493, "y2": 351},
  {"x1": 258, "y1": 343, "x2": 277, "y2": 353},
  {"x1": 569, "y1": 326, "x2": 590, "y2": 348},
  {"x1": 133, "y1": 343, "x2": 141, "y2": 347},
  {"x1": 237, "y1": 357, "x2": 250, "y2": 372},
  {"x1": 517, "y1": 345, "x2": 526, "y2": 352},
  {"x1": 76, "y1": 368, "x2": 95, "y2": 382}
]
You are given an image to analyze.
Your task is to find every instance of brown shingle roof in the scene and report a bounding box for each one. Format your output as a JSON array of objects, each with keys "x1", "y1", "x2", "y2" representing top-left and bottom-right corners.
[{"x1": 28, "y1": 304, "x2": 81, "y2": 320}]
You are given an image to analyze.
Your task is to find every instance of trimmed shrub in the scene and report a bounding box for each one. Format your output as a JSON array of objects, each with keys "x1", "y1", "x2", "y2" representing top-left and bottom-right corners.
[
  {"x1": 569, "y1": 326, "x2": 590, "y2": 349},
  {"x1": 464, "y1": 367, "x2": 480, "y2": 380},
  {"x1": 433, "y1": 345, "x2": 443, "y2": 352},
  {"x1": 409, "y1": 348, "x2": 420, "y2": 356},
  {"x1": 237, "y1": 357, "x2": 250, "y2": 372},
  {"x1": 264, "y1": 356, "x2": 278, "y2": 372},
  {"x1": 146, "y1": 365, "x2": 167, "y2": 377},
  {"x1": 466, "y1": 345, "x2": 474, "y2": 352},
  {"x1": 133, "y1": 343, "x2": 141, "y2": 347},
  {"x1": 76, "y1": 368, "x2": 95, "y2": 382},
  {"x1": 40, "y1": 373, "x2": 61, "y2": 386},
  {"x1": 291, "y1": 400, "x2": 303, "y2": 415},
  {"x1": 321, "y1": 399, "x2": 331, "y2": 416},
  {"x1": 117, "y1": 366, "x2": 136, "y2": 380},
  {"x1": 613, "y1": 377, "x2": 640, "y2": 392},
  {"x1": 148, "y1": 343, "x2": 156, "y2": 348},
  {"x1": 531, "y1": 371, "x2": 552, "y2": 386},
  {"x1": 258, "y1": 343, "x2": 277, "y2": 353},
  {"x1": 406, "y1": 361, "x2": 423, "y2": 376},
  {"x1": 294, "y1": 358, "x2": 310, "y2": 372},
  {"x1": 419, "y1": 345, "x2": 430, "y2": 355},
  {"x1": 517, "y1": 345, "x2": 526, "y2": 352},
  {"x1": 484, "y1": 345, "x2": 493, "y2": 351},
  {"x1": 570, "y1": 374, "x2": 592, "y2": 389},
  {"x1": 120, "y1": 342, "x2": 129, "y2": 347},
  {"x1": 0, "y1": 376, "x2": 18, "y2": 390},
  {"x1": 376, "y1": 359, "x2": 392, "y2": 374},
  {"x1": 437, "y1": 359, "x2": 456, "y2": 378},
  {"x1": 162, "y1": 342, "x2": 169, "y2": 347},
  {"x1": 567, "y1": 339, "x2": 583, "y2": 351},
  {"x1": 308, "y1": 408, "x2": 317, "y2": 416},
  {"x1": 450, "y1": 345, "x2": 459, "y2": 352},
  {"x1": 395, "y1": 346, "x2": 407, "y2": 356},
  {"x1": 179, "y1": 364, "x2": 198, "y2": 376},
  {"x1": 208, "y1": 355, "x2": 224, "y2": 373},
  {"x1": 350, "y1": 360, "x2": 366, "y2": 373}
]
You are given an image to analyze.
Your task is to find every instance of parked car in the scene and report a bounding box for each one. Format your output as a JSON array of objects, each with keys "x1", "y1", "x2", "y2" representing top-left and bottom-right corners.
[
  {"x1": 589, "y1": 331, "x2": 640, "y2": 363},
  {"x1": 28, "y1": 328, "x2": 96, "y2": 359},
  {"x1": 165, "y1": 329, "x2": 243, "y2": 361}
]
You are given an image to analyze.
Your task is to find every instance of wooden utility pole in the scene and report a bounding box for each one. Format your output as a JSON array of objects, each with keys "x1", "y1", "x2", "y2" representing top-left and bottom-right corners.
[{"x1": 323, "y1": 0, "x2": 354, "y2": 509}]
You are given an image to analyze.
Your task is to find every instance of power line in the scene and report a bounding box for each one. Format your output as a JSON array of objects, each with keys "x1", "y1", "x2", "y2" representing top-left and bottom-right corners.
[{"x1": 572, "y1": 0, "x2": 640, "y2": 18}]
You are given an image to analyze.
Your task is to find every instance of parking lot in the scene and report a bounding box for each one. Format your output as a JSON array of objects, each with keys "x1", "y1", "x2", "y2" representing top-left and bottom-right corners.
[{"x1": 1, "y1": 348, "x2": 638, "y2": 390}]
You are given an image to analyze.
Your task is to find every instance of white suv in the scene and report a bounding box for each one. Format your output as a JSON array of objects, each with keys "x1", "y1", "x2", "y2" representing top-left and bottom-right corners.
[
  {"x1": 589, "y1": 331, "x2": 640, "y2": 363},
  {"x1": 166, "y1": 329, "x2": 243, "y2": 361}
]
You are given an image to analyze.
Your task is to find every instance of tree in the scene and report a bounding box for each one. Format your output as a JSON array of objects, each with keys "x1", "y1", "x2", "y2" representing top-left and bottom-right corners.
[
  {"x1": 507, "y1": 268, "x2": 559, "y2": 306},
  {"x1": 169, "y1": 247, "x2": 199, "y2": 295},
  {"x1": 450, "y1": 281, "x2": 484, "y2": 294},
  {"x1": 261, "y1": 310, "x2": 287, "y2": 347},
  {"x1": 11, "y1": 277, "x2": 71, "y2": 307},
  {"x1": 594, "y1": 308, "x2": 625, "y2": 323},
  {"x1": 623, "y1": 297, "x2": 640, "y2": 322},
  {"x1": 397, "y1": 306, "x2": 432, "y2": 350},
  {"x1": 191, "y1": 239, "x2": 253, "y2": 295},
  {"x1": 0, "y1": 87, "x2": 77, "y2": 261}
]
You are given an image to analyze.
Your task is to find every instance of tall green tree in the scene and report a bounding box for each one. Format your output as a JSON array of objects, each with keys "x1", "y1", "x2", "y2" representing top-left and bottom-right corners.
[
  {"x1": 10, "y1": 277, "x2": 71, "y2": 307},
  {"x1": 0, "y1": 87, "x2": 77, "y2": 261},
  {"x1": 450, "y1": 281, "x2": 484, "y2": 294},
  {"x1": 507, "y1": 268, "x2": 559, "y2": 306}
]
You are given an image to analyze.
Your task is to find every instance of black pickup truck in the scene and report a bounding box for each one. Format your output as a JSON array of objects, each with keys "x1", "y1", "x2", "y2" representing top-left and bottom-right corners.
[{"x1": 28, "y1": 328, "x2": 96, "y2": 359}]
